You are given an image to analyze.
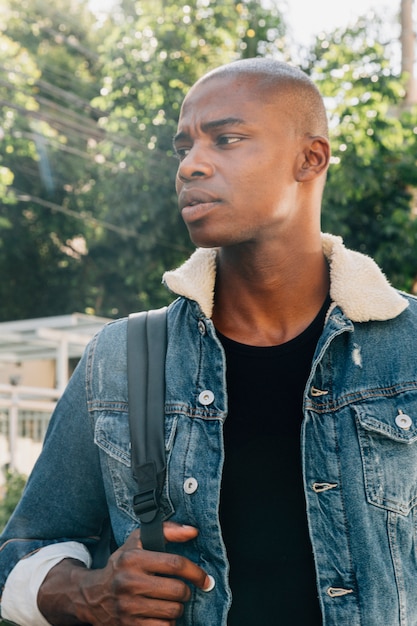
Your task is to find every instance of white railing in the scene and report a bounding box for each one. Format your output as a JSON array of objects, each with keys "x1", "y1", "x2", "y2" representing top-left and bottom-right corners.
[{"x1": 0, "y1": 383, "x2": 59, "y2": 477}]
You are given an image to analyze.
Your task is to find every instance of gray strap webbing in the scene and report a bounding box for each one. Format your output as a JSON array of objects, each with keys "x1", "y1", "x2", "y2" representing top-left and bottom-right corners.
[{"x1": 127, "y1": 307, "x2": 167, "y2": 552}]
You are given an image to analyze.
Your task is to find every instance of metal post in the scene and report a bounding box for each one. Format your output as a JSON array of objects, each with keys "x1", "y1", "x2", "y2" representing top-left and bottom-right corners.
[
  {"x1": 9, "y1": 390, "x2": 19, "y2": 471},
  {"x1": 56, "y1": 337, "x2": 69, "y2": 394}
]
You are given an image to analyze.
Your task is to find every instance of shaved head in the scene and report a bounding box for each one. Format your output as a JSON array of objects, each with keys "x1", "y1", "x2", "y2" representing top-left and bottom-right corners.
[{"x1": 189, "y1": 58, "x2": 329, "y2": 140}]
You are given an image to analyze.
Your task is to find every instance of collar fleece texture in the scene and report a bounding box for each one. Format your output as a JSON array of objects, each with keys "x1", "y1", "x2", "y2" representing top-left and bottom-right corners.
[{"x1": 162, "y1": 233, "x2": 408, "y2": 323}]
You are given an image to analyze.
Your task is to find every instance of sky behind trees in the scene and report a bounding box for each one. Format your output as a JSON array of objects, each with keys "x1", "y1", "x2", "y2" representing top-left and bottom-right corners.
[{"x1": 285, "y1": 0, "x2": 395, "y2": 44}]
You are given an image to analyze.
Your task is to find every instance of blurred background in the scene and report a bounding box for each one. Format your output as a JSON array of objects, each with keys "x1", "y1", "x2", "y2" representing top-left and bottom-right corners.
[
  {"x1": 1, "y1": 0, "x2": 416, "y2": 323},
  {"x1": 0, "y1": 0, "x2": 416, "y2": 525}
]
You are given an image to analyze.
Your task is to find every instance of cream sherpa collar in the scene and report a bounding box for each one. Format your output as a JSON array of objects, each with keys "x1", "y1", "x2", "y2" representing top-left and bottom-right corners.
[{"x1": 163, "y1": 233, "x2": 408, "y2": 322}]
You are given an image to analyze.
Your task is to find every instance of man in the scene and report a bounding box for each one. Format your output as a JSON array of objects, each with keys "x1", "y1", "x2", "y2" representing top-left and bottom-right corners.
[{"x1": 1, "y1": 58, "x2": 416, "y2": 625}]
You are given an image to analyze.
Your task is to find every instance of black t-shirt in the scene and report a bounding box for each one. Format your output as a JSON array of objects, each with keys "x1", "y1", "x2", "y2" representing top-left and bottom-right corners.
[{"x1": 218, "y1": 301, "x2": 329, "y2": 625}]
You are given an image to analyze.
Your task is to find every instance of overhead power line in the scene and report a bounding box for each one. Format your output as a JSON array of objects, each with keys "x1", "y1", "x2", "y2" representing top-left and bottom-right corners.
[
  {"x1": 11, "y1": 189, "x2": 191, "y2": 253},
  {"x1": 12, "y1": 188, "x2": 138, "y2": 238},
  {"x1": 0, "y1": 89, "x2": 171, "y2": 156},
  {"x1": 0, "y1": 97, "x2": 106, "y2": 142}
]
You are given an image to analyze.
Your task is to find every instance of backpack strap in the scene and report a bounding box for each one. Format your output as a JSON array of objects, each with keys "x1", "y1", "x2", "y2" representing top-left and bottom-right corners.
[{"x1": 127, "y1": 307, "x2": 167, "y2": 552}]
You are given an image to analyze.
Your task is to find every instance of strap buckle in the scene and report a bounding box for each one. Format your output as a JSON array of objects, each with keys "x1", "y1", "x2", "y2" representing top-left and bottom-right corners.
[
  {"x1": 132, "y1": 461, "x2": 160, "y2": 523},
  {"x1": 133, "y1": 488, "x2": 160, "y2": 523}
]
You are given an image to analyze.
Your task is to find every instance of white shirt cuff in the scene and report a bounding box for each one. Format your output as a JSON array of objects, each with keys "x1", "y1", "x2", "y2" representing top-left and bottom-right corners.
[{"x1": 1, "y1": 542, "x2": 92, "y2": 626}]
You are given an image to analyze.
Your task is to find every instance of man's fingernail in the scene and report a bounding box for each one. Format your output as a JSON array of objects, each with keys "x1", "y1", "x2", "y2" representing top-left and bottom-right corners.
[{"x1": 202, "y1": 574, "x2": 215, "y2": 592}]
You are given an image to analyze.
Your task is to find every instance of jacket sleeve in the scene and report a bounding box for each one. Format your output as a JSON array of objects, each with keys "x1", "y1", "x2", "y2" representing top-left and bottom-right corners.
[{"x1": 0, "y1": 332, "x2": 110, "y2": 595}]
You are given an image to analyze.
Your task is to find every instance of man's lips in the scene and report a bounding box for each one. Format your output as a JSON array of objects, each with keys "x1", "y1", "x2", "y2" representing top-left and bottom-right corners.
[{"x1": 178, "y1": 189, "x2": 221, "y2": 211}]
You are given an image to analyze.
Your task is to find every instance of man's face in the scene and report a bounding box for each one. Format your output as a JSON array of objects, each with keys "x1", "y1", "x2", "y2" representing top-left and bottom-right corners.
[{"x1": 173, "y1": 74, "x2": 306, "y2": 249}]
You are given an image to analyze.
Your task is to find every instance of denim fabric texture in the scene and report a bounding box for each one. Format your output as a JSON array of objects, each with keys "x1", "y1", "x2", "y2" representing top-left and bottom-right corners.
[{"x1": 1, "y1": 234, "x2": 417, "y2": 625}]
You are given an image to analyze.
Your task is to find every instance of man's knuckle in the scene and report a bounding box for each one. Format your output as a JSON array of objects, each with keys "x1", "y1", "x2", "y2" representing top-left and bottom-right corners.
[
  {"x1": 179, "y1": 583, "x2": 191, "y2": 602},
  {"x1": 164, "y1": 601, "x2": 185, "y2": 619},
  {"x1": 169, "y1": 578, "x2": 191, "y2": 602},
  {"x1": 169, "y1": 554, "x2": 186, "y2": 572},
  {"x1": 116, "y1": 550, "x2": 133, "y2": 568}
]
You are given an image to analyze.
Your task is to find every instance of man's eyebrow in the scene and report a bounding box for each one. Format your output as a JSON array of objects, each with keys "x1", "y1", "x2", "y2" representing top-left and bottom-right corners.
[
  {"x1": 173, "y1": 117, "x2": 246, "y2": 145},
  {"x1": 201, "y1": 117, "x2": 246, "y2": 132},
  {"x1": 172, "y1": 130, "x2": 190, "y2": 145}
]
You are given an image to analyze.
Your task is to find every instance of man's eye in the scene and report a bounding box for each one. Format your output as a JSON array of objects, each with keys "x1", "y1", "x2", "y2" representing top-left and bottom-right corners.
[
  {"x1": 174, "y1": 147, "x2": 191, "y2": 160},
  {"x1": 217, "y1": 136, "x2": 241, "y2": 146}
]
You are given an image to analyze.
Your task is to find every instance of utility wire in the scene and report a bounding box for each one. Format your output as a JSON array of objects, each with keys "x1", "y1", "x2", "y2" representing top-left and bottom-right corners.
[
  {"x1": 0, "y1": 92, "x2": 172, "y2": 156},
  {"x1": 12, "y1": 188, "x2": 137, "y2": 238},
  {"x1": 11, "y1": 188, "x2": 191, "y2": 253}
]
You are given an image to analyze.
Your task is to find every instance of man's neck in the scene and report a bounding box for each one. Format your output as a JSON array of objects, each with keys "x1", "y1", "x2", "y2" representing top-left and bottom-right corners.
[{"x1": 212, "y1": 240, "x2": 330, "y2": 347}]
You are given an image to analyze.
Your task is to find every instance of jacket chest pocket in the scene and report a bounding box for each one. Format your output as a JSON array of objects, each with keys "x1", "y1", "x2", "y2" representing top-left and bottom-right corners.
[
  {"x1": 94, "y1": 411, "x2": 177, "y2": 521},
  {"x1": 355, "y1": 395, "x2": 417, "y2": 516}
]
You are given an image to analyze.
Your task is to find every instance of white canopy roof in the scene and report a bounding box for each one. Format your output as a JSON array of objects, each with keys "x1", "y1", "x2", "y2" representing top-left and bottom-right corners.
[{"x1": 0, "y1": 313, "x2": 111, "y2": 391}]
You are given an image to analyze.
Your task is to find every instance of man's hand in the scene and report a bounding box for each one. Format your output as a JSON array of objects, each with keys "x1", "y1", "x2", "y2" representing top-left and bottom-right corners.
[{"x1": 37, "y1": 522, "x2": 213, "y2": 625}]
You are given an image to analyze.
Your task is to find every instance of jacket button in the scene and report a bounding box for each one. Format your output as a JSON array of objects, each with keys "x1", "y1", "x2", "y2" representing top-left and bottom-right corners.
[
  {"x1": 198, "y1": 390, "x2": 214, "y2": 405},
  {"x1": 183, "y1": 477, "x2": 198, "y2": 494},
  {"x1": 198, "y1": 320, "x2": 206, "y2": 335},
  {"x1": 395, "y1": 412, "x2": 412, "y2": 430}
]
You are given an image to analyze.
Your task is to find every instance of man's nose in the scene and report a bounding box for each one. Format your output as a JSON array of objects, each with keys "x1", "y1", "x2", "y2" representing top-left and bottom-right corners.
[{"x1": 177, "y1": 144, "x2": 214, "y2": 182}]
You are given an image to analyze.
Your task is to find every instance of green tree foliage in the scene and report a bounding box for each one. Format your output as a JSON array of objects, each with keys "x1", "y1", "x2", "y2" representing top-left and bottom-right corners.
[
  {"x1": 0, "y1": 0, "x2": 286, "y2": 319},
  {"x1": 0, "y1": 0, "x2": 106, "y2": 319},
  {"x1": 304, "y1": 16, "x2": 417, "y2": 292},
  {"x1": 0, "y1": 469, "x2": 26, "y2": 532},
  {"x1": 79, "y1": 0, "x2": 287, "y2": 315},
  {"x1": 0, "y1": 2, "x2": 416, "y2": 321}
]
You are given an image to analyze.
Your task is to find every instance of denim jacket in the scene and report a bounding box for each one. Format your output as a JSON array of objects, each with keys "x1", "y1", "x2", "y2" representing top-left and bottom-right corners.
[{"x1": 1, "y1": 233, "x2": 417, "y2": 626}]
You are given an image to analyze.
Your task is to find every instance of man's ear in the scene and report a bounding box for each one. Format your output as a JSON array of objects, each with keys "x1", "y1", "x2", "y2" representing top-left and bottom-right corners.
[{"x1": 296, "y1": 136, "x2": 330, "y2": 182}]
